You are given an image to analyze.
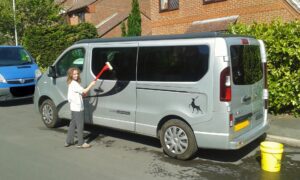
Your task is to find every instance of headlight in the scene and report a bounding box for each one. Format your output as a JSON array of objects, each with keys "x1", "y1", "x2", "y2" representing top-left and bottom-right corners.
[
  {"x1": 35, "y1": 69, "x2": 42, "y2": 80},
  {"x1": 0, "y1": 73, "x2": 7, "y2": 83}
]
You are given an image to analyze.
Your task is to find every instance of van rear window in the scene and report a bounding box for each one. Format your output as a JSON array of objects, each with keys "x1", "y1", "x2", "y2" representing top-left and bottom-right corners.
[
  {"x1": 138, "y1": 45, "x2": 209, "y2": 82},
  {"x1": 230, "y1": 45, "x2": 262, "y2": 85}
]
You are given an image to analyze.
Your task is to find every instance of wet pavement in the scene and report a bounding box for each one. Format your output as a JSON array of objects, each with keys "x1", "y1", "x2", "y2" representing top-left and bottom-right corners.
[
  {"x1": 1, "y1": 99, "x2": 300, "y2": 180},
  {"x1": 86, "y1": 125, "x2": 300, "y2": 180},
  {"x1": 153, "y1": 146, "x2": 300, "y2": 180}
]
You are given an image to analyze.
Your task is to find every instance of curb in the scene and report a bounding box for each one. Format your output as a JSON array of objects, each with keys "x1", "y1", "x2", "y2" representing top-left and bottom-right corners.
[{"x1": 266, "y1": 134, "x2": 300, "y2": 148}]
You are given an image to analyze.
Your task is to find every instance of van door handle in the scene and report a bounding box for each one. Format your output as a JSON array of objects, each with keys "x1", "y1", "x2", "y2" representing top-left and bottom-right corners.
[
  {"x1": 242, "y1": 95, "x2": 251, "y2": 104},
  {"x1": 94, "y1": 87, "x2": 104, "y2": 93}
]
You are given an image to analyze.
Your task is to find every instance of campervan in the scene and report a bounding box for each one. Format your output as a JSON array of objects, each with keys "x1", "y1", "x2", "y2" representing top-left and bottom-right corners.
[{"x1": 34, "y1": 32, "x2": 269, "y2": 160}]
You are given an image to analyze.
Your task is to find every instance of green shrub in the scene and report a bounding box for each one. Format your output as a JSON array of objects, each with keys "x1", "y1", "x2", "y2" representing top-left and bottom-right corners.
[
  {"x1": 121, "y1": 0, "x2": 141, "y2": 37},
  {"x1": 23, "y1": 23, "x2": 97, "y2": 70},
  {"x1": 228, "y1": 20, "x2": 300, "y2": 115}
]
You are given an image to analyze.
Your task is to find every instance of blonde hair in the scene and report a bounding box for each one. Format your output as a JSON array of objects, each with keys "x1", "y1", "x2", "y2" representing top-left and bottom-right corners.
[{"x1": 67, "y1": 67, "x2": 81, "y2": 85}]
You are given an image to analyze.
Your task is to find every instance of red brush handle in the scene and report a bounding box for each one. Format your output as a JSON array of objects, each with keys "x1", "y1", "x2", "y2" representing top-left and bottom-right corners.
[
  {"x1": 94, "y1": 62, "x2": 113, "y2": 81},
  {"x1": 95, "y1": 66, "x2": 108, "y2": 80}
]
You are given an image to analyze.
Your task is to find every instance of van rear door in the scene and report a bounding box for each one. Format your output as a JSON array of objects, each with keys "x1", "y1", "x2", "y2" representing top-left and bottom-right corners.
[{"x1": 227, "y1": 38, "x2": 264, "y2": 138}]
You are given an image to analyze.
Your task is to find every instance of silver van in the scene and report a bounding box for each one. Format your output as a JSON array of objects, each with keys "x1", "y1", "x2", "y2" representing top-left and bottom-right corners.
[{"x1": 34, "y1": 32, "x2": 269, "y2": 160}]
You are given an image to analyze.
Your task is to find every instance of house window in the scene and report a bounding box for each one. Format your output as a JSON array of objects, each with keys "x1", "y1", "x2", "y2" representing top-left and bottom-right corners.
[
  {"x1": 76, "y1": 12, "x2": 85, "y2": 23},
  {"x1": 159, "y1": 0, "x2": 179, "y2": 12},
  {"x1": 203, "y1": 0, "x2": 227, "y2": 4}
]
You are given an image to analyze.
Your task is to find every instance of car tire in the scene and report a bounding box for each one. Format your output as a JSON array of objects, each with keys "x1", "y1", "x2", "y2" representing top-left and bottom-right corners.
[
  {"x1": 160, "y1": 119, "x2": 198, "y2": 160},
  {"x1": 40, "y1": 99, "x2": 60, "y2": 128}
]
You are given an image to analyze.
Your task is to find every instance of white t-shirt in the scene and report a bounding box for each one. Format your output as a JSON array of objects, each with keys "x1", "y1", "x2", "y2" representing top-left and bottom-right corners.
[{"x1": 68, "y1": 80, "x2": 84, "y2": 112}]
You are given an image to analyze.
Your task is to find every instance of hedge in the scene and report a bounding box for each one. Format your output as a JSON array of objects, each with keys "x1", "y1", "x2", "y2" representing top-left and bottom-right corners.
[
  {"x1": 23, "y1": 23, "x2": 97, "y2": 71},
  {"x1": 228, "y1": 20, "x2": 300, "y2": 115}
]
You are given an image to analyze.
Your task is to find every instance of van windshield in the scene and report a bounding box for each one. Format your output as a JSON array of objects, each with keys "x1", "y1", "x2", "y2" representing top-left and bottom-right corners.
[
  {"x1": 230, "y1": 45, "x2": 263, "y2": 85},
  {"x1": 0, "y1": 47, "x2": 33, "y2": 66}
]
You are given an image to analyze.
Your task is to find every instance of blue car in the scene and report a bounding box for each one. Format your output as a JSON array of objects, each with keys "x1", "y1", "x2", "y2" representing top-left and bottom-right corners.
[{"x1": 0, "y1": 46, "x2": 41, "y2": 101}]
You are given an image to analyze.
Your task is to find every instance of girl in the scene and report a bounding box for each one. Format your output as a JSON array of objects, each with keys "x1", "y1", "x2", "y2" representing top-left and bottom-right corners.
[{"x1": 65, "y1": 67, "x2": 96, "y2": 148}]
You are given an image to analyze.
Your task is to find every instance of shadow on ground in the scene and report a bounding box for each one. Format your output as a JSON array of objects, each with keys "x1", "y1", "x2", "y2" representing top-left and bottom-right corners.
[
  {"x1": 53, "y1": 120, "x2": 266, "y2": 163},
  {"x1": 84, "y1": 124, "x2": 162, "y2": 148},
  {"x1": 54, "y1": 122, "x2": 162, "y2": 148},
  {"x1": 194, "y1": 134, "x2": 266, "y2": 162},
  {"x1": 0, "y1": 98, "x2": 33, "y2": 106}
]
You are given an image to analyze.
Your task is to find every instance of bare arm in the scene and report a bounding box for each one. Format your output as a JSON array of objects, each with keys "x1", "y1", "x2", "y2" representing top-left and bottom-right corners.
[{"x1": 82, "y1": 81, "x2": 96, "y2": 94}]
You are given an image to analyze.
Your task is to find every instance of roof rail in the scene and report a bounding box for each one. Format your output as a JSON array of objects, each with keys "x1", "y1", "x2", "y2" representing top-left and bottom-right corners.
[{"x1": 75, "y1": 32, "x2": 254, "y2": 44}]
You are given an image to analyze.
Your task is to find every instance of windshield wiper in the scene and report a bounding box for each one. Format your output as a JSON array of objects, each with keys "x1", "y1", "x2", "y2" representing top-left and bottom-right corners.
[{"x1": 20, "y1": 61, "x2": 32, "y2": 65}]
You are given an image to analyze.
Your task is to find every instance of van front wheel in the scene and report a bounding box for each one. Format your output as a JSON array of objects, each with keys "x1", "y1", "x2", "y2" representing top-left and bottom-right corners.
[
  {"x1": 40, "y1": 99, "x2": 59, "y2": 128},
  {"x1": 160, "y1": 119, "x2": 198, "y2": 160}
]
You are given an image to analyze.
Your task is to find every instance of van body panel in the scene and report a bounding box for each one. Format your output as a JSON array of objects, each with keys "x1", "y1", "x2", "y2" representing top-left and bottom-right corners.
[
  {"x1": 35, "y1": 44, "x2": 89, "y2": 119},
  {"x1": 228, "y1": 120, "x2": 268, "y2": 149},
  {"x1": 136, "y1": 85, "x2": 208, "y2": 136},
  {"x1": 34, "y1": 32, "x2": 269, "y2": 152},
  {"x1": 86, "y1": 80, "x2": 136, "y2": 131},
  {"x1": 53, "y1": 75, "x2": 69, "y2": 119},
  {"x1": 194, "y1": 116, "x2": 268, "y2": 150},
  {"x1": 212, "y1": 38, "x2": 230, "y2": 113},
  {"x1": 214, "y1": 38, "x2": 228, "y2": 57},
  {"x1": 136, "y1": 38, "x2": 214, "y2": 136},
  {"x1": 192, "y1": 111, "x2": 228, "y2": 149}
]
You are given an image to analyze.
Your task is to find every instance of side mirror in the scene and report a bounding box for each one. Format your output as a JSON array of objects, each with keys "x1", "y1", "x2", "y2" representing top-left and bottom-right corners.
[{"x1": 48, "y1": 66, "x2": 57, "y2": 78}]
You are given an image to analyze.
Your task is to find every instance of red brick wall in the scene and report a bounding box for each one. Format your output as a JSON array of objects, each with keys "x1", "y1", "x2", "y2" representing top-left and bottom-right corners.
[
  {"x1": 91, "y1": 0, "x2": 131, "y2": 25},
  {"x1": 85, "y1": 13, "x2": 92, "y2": 23},
  {"x1": 102, "y1": 23, "x2": 124, "y2": 38},
  {"x1": 63, "y1": 0, "x2": 151, "y2": 37},
  {"x1": 101, "y1": 14, "x2": 152, "y2": 38},
  {"x1": 151, "y1": 0, "x2": 300, "y2": 35},
  {"x1": 141, "y1": 14, "x2": 152, "y2": 35},
  {"x1": 69, "y1": 15, "x2": 79, "y2": 25},
  {"x1": 86, "y1": 0, "x2": 151, "y2": 31}
]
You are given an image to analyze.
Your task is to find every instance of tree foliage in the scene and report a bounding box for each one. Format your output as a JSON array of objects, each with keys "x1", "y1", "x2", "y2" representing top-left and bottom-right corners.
[
  {"x1": 0, "y1": 0, "x2": 62, "y2": 45},
  {"x1": 0, "y1": 0, "x2": 15, "y2": 44},
  {"x1": 121, "y1": 22, "x2": 127, "y2": 37},
  {"x1": 122, "y1": 0, "x2": 142, "y2": 37},
  {"x1": 228, "y1": 20, "x2": 300, "y2": 115},
  {"x1": 23, "y1": 23, "x2": 97, "y2": 70}
]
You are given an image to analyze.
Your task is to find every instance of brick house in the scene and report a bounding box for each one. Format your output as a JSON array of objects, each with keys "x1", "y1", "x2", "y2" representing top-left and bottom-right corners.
[
  {"x1": 151, "y1": 0, "x2": 300, "y2": 35},
  {"x1": 57, "y1": 0, "x2": 151, "y2": 37}
]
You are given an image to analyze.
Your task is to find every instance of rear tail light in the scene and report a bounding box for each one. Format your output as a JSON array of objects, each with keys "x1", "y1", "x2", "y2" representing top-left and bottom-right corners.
[
  {"x1": 220, "y1": 67, "x2": 231, "y2": 102},
  {"x1": 241, "y1": 39, "x2": 249, "y2": 45}
]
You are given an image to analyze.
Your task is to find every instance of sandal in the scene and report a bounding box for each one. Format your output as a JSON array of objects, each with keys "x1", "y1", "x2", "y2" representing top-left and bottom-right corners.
[{"x1": 77, "y1": 143, "x2": 91, "y2": 148}]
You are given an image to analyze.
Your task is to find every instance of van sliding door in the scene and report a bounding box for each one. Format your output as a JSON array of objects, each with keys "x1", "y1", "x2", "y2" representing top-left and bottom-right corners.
[{"x1": 85, "y1": 44, "x2": 138, "y2": 131}]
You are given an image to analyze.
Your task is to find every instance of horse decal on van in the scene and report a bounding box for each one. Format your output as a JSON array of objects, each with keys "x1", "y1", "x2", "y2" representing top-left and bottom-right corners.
[{"x1": 189, "y1": 96, "x2": 203, "y2": 113}]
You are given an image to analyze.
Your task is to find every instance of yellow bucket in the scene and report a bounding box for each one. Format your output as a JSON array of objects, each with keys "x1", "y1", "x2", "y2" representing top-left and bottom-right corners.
[{"x1": 260, "y1": 141, "x2": 284, "y2": 172}]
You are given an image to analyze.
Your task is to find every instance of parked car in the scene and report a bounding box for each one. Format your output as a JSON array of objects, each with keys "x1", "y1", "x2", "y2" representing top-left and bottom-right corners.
[
  {"x1": 34, "y1": 32, "x2": 269, "y2": 160},
  {"x1": 0, "y1": 46, "x2": 41, "y2": 101}
]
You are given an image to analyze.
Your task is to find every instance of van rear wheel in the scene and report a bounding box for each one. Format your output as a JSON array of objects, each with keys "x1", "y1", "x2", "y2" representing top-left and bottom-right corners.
[
  {"x1": 40, "y1": 99, "x2": 60, "y2": 128},
  {"x1": 160, "y1": 119, "x2": 198, "y2": 160}
]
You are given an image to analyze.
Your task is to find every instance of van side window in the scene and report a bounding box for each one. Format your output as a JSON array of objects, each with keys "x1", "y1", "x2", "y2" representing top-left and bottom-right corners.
[
  {"x1": 91, "y1": 47, "x2": 137, "y2": 81},
  {"x1": 138, "y1": 45, "x2": 209, "y2": 82},
  {"x1": 56, "y1": 48, "x2": 85, "y2": 77}
]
